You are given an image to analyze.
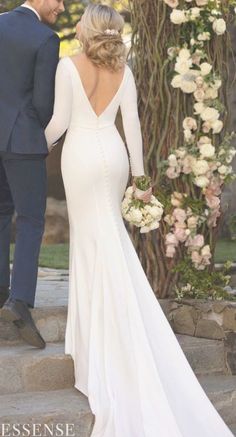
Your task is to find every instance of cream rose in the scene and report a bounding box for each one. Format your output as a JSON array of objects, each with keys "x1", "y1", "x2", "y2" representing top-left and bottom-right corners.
[
  {"x1": 196, "y1": 0, "x2": 208, "y2": 5},
  {"x1": 171, "y1": 75, "x2": 182, "y2": 88},
  {"x1": 194, "y1": 175, "x2": 210, "y2": 188},
  {"x1": 183, "y1": 117, "x2": 197, "y2": 131},
  {"x1": 181, "y1": 80, "x2": 197, "y2": 93},
  {"x1": 199, "y1": 143, "x2": 215, "y2": 158},
  {"x1": 170, "y1": 9, "x2": 187, "y2": 25},
  {"x1": 211, "y1": 119, "x2": 223, "y2": 134},
  {"x1": 175, "y1": 59, "x2": 192, "y2": 75},
  {"x1": 200, "y1": 62, "x2": 212, "y2": 76},
  {"x1": 192, "y1": 159, "x2": 209, "y2": 176},
  {"x1": 200, "y1": 107, "x2": 219, "y2": 121},
  {"x1": 164, "y1": 0, "x2": 179, "y2": 8},
  {"x1": 212, "y1": 18, "x2": 226, "y2": 35},
  {"x1": 178, "y1": 48, "x2": 191, "y2": 60},
  {"x1": 194, "y1": 88, "x2": 205, "y2": 102}
]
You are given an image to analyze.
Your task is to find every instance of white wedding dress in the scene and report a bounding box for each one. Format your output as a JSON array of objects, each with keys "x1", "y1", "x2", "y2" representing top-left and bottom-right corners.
[{"x1": 45, "y1": 56, "x2": 234, "y2": 437}]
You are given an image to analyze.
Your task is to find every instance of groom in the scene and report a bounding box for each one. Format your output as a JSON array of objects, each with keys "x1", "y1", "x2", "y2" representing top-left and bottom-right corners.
[{"x1": 0, "y1": 0, "x2": 64, "y2": 348}]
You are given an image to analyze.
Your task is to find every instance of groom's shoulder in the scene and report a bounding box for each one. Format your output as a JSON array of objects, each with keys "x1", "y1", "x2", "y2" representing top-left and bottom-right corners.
[{"x1": 0, "y1": 8, "x2": 58, "y2": 42}]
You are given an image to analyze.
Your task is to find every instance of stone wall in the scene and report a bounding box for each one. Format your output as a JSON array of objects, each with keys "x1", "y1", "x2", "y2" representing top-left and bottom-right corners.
[{"x1": 160, "y1": 298, "x2": 236, "y2": 374}]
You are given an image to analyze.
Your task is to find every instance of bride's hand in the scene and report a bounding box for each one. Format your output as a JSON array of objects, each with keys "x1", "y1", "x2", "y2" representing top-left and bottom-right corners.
[{"x1": 133, "y1": 184, "x2": 153, "y2": 203}]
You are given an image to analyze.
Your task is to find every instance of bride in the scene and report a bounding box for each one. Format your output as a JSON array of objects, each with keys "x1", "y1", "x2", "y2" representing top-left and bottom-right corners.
[{"x1": 45, "y1": 4, "x2": 234, "y2": 437}]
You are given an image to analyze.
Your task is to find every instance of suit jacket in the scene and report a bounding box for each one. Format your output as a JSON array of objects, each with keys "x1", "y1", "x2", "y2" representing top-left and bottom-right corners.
[{"x1": 0, "y1": 6, "x2": 60, "y2": 154}]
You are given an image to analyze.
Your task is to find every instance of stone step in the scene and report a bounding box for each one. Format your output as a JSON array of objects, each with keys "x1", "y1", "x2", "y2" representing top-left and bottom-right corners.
[
  {"x1": 0, "y1": 306, "x2": 228, "y2": 373},
  {"x1": 0, "y1": 388, "x2": 94, "y2": 437},
  {"x1": 230, "y1": 424, "x2": 236, "y2": 436},
  {"x1": 0, "y1": 343, "x2": 74, "y2": 395},
  {"x1": 0, "y1": 336, "x2": 229, "y2": 398},
  {"x1": 176, "y1": 334, "x2": 227, "y2": 375},
  {"x1": 198, "y1": 375, "x2": 236, "y2": 425},
  {"x1": 0, "y1": 306, "x2": 67, "y2": 345},
  {"x1": 0, "y1": 375, "x2": 235, "y2": 435}
]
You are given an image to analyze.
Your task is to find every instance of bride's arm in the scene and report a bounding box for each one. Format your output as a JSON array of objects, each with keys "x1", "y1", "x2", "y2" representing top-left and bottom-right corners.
[
  {"x1": 120, "y1": 66, "x2": 145, "y2": 177},
  {"x1": 45, "y1": 58, "x2": 72, "y2": 148},
  {"x1": 120, "y1": 67, "x2": 152, "y2": 202}
]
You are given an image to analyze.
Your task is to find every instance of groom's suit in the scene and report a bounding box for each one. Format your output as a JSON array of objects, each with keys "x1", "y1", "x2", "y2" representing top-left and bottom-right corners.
[{"x1": 0, "y1": 6, "x2": 60, "y2": 307}]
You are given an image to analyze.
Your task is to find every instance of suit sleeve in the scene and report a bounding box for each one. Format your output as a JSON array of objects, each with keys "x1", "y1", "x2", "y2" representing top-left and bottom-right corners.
[
  {"x1": 45, "y1": 58, "x2": 72, "y2": 148},
  {"x1": 120, "y1": 68, "x2": 145, "y2": 177},
  {"x1": 32, "y1": 33, "x2": 60, "y2": 128}
]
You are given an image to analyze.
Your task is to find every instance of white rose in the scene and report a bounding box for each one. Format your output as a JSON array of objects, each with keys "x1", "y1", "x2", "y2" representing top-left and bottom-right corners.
[
  {"x1": 168, "y1": 154, "x2": 178, "y2": 167},
  {"x1": 170, "y1": 9, "x2": 187, "y2": 25},
  {"x1": 190, "y1": 7, "x2": 201, "y2": 19},
  {"x1": 204, "y1": 87, "x2": 218, "y2": 99},
  {"x1": 218, "y1": 165, "x2": 228, "y2": 175},
  {"x1": 200, "y1": 107, "x2": 219, "y2": 121},
  {"x1": 200, "y1": 62, "x2": 212, "y2": 76},
  {"x1": 192, "y1": 159, "x2": 209, "y2": 176},
  {"x1": 201, "y1": 245, "x2": 211, "y2": 256},
  {"x1": 212, "y1": 18, "x2": 226, "y2": 35},
  {"x1": 176, "y1": 148, "x2": 186, "y2": 159},
  {"x1": 178, "y1": 48, "x2": 191, "y2": 60},
  {"x1": 194, "y1": 88, "x2": 205, "y2": 102},
  {"x1": 184, "y1": 129, "x2": 194, "y2": 141},
  {"x1": 194, "y1": 175, "x2": 210, "y2": 188},
  {"x1": 183, "y1": 117, "x2": 197, "y2": 131},
  {"x1": 175, "y1": 59, "x2": 192, "y2": 75},
  {"x1": 130, "y1": 208, "x2": 143, "y2": 223},
  {"x1": 212, "y1": 79, "x2": 222, "y2": 90},
  {"x1": 211, "y1": 119, "x2": 223, "y2": 133},
  {"x1": 180, "y1": 80, "x2": 197, "y2": 93},
  {"x1": 197, "y1": 32, "x2": 211, "y2": 41},
  {"x1": 194, "y1": 102, "x2": 205, "y2": 114},
  {"x1": 199, "y1": 143, "x2": 215, "y2": 158},
  {"x1": 171, "y1": 74, "x2": 182, "y2": 88}
]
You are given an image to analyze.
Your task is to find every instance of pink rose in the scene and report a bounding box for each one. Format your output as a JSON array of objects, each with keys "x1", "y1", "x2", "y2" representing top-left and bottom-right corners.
[
  {"x1": 166, "y1": 232, "x2": 178, "y2": 246},
  {"x1": 166, "y1": 167, "x2": 180, "y2": 179},
  {"x1": 173, "y1": 208, "x2": 187, "y2": 223},
  {"x1": 174, "y1": 227, "x2": 187, "y2": 242},
  {"x1": 191, "y1": 251, "x2": 202, "y2": 265},
  {"x1": 166, "y1": 245, "x2": 176, "y2": 258}
]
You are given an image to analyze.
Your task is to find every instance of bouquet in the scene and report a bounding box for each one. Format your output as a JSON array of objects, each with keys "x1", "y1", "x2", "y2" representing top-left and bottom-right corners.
[{"x1": 121, "y1": 175, "x2": 164, "y2": 233}]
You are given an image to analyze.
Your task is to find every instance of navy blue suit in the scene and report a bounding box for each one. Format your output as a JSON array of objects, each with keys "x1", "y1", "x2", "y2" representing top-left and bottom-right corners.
[{"x1": 0, "y1": 6, "x2": 60, "y2": 307}]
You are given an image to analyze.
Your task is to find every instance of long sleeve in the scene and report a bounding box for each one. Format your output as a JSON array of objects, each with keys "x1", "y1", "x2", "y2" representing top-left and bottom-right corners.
[
  {"x1": 33, "y1": 34, "x2": 60, "y2": 128},
  {"x1": 120, "y1": 67, "x2": 145, "y2": 177},
  {"x1": 45, "y1": 58, "x2": 73, "y2": 147}
]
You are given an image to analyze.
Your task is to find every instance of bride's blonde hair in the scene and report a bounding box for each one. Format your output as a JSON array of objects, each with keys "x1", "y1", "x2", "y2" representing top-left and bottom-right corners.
[{"x1": 79, "y1": 4, "x2": 127, "y2": 72}]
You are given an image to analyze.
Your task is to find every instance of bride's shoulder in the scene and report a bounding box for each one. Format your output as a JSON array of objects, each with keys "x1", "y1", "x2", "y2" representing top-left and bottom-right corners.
[{"x1": 56, "y1": 56, "x2": 74, "y2": 75}]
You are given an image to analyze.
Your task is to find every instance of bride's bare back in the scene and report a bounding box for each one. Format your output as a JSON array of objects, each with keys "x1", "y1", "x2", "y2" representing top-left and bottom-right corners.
[{"x1": 70, "y1": 53, "x2": 125, "y2": 118}]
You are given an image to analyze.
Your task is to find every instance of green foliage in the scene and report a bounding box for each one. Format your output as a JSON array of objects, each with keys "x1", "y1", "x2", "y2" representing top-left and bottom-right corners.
[{"x1": 173, "y1": 258, "x2": 235, "y2": 300}]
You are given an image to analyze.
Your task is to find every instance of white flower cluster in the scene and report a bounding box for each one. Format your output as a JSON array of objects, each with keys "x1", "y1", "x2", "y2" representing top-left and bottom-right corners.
[
  {"x1": 164, "y1": 0, "x2": 226, "y2": 36},
  {"x1": 121, "y1": 186, "x2": 164, "y2": 233},
  {"x1": 163, "y1": 0, "x2": 236, "y2": 271}
]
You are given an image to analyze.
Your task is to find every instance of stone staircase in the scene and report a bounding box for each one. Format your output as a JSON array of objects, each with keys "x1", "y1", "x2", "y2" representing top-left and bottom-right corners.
[{"x1": 0, "y1": 274, "x2": 235, "y2": 436}]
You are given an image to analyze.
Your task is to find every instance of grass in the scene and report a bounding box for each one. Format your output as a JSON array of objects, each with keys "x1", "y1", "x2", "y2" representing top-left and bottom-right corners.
[
  {"x1": 9, "y1": 238, "x2": 236, "y2": 270},
  {"x1": 10, "y1": 244, "x2": 69, "y2": 270},
  {"x1": 214, "y1": 239, "x2": 236, "y2": 264}
]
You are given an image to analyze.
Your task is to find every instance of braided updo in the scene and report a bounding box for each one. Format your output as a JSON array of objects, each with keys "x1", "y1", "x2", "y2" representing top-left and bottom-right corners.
[{"x1": 78, "y1": 4, "x2": 127, "y2": 72}]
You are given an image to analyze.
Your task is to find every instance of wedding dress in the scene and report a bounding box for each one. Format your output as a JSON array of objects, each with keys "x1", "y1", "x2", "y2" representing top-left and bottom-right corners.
[{"x1": 45, "y1": 56, "x2": 234, "y2": 437}]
